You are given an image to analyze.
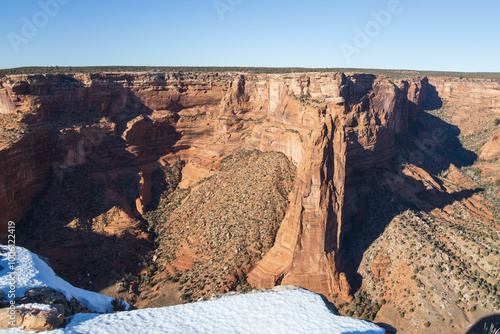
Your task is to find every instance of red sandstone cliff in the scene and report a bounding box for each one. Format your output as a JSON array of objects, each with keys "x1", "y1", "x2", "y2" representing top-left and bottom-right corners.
[{"x1": 0, "y1": 72, "x2": 426, "y2": 298}]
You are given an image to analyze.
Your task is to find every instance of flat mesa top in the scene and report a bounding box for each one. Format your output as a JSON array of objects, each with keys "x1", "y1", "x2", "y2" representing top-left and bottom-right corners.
[{"x1": 1, "y1": 66, "x2": 499, "y2": 80}]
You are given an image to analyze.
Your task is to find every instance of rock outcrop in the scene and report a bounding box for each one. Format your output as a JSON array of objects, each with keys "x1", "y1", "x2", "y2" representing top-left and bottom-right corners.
[
  {"x1": 15, "y1": 287, "x2": 90, "y2": 316},
  {"x1": 371, "y1": 255, "x2": 391, "y2": 280},
  {"x1": 0, "y1": 305, "x2": 64, "y2": 332},
  {"x1": 480, "y1": 129, "x2": 500, "y2": 160}
]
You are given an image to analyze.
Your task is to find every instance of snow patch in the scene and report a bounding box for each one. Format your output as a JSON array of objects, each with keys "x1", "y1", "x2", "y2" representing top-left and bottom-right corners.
[
  {"x1": 0, "y1": 245, "x2": 125, "y2": 313},
  {"x1": 48, "y1": 289, "x2": 382, "y2": 333}
]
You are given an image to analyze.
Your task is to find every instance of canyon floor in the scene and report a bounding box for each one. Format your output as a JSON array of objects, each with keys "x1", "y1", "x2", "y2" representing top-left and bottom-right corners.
[{"x1": 0, "y1": 70, "x2": 499, "y2": 333}]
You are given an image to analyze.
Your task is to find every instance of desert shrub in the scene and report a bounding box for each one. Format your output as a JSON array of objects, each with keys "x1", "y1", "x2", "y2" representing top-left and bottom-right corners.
[
  {"x1": 424, "y1": 322, "x2": 431, "y2": 328},
  {"x1": 180, "y1": 293, "x2": 191, "y2": 301},
  {"x1": 495, "y1": 118, "x2": 500, "y2": 126},
  {"x1": 111, "y1": 298, "x2": 126, "y2": 312},
  {"x1": 237, "y1": 275, "x2": 247, "y2": 286}
]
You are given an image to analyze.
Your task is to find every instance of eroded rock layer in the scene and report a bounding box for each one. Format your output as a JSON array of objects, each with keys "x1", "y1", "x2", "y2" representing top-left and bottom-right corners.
[{"x1": 0, "y1": 72, "x2": 426, "y2": 298}]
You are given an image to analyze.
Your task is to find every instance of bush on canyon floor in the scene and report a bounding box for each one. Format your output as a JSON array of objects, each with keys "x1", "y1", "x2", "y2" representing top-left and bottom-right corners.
[
  {"x1": 338, "y1": 290, "x2": 380, "y2": 322},
  {"x1": 111, "y1": 298, "x2": 126, "y2": 312}
]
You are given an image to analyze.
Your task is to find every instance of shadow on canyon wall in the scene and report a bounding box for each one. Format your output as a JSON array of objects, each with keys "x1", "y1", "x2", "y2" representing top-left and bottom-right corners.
[
  {"x1": 340, "y1": 83, "x2": 480, "y2": 293},
  {"x1": 341, "y1": 73, "x2": 377, "y2": 107},
  {"x1": 17, "y1": 85, "x2": 181, "y2": 291}
]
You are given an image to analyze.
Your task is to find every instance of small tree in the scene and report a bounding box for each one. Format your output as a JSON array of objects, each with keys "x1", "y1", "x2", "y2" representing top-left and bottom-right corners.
[{"x1": 111, "y1": 298, "x2": 126, "y2": 312}]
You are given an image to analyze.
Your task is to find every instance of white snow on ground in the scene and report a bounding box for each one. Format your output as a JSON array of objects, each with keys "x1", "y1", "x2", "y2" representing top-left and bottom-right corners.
[
  {"x1": 0, "y1": 245, "x2": 122, "y2": 313},
  {"x1": 0, "y1": 245, "x2": 385, "y2": 334},
  {"x1": 11, "y1": 289, "x2": 381, "y2": 334}
]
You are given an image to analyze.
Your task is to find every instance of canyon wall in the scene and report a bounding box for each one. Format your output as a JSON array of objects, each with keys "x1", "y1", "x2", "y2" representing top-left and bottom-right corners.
[
  {"x1": 428, "y1": 77, "x2": 500, "y2": 113},
  {"x1": 0, "y1": 72, "x2": 427, "y2": 297},
  {"x1": 0, "y1": 127, "x2": 57, "y2": 233},
  {"x1": 426, "y1": 77, "x2": 500, "y2": 154}
]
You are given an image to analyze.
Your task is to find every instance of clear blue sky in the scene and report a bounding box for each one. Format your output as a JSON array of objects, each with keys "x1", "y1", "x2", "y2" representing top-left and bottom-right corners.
[{"x1": 1, "y1": 0, "x2": 499, "y2": 72}]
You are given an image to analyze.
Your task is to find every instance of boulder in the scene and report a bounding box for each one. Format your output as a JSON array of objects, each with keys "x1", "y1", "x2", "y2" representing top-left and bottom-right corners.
[
  {"x1": 15, "y1": 287, "x2": 90, "y2": 316},
  {"x1": 0, "y1": 305, "x2": 64, "y2": 332},
  {"x1": 371, "y1": 255, "x2": 392, "y2": 279},
  {"x1": 480, "y1": 129, "x2": 500, "y2": 160}
]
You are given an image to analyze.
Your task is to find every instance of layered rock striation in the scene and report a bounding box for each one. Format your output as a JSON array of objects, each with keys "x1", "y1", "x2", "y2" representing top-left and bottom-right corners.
[{"x1": 0, "y1": 72, "x2": 427, "y2": 297}]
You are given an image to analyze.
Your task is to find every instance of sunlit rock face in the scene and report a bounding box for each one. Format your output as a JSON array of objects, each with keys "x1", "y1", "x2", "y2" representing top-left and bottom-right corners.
[{"x1": 0, "y1": 72, "x2": 426, "y2": 300}]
